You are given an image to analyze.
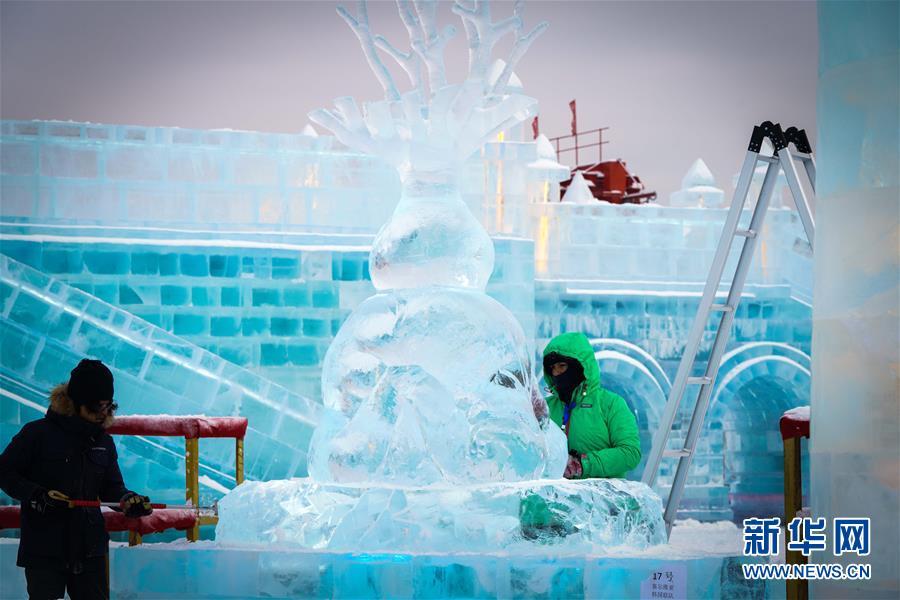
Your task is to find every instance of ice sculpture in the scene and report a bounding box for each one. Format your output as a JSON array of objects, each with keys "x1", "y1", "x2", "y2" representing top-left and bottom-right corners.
[
  {"x1": 218, "y1": 0, "x2": 665, "y2": 552},
  {"x1": 561, "y1": 171, "x2": 595, "y2": 204},
  {"x1": 669, "y1": 158, "x2": 724, "y2": 208},
  {"x1": 307, "y1": 0, "x2": 559, "y2": 486}
]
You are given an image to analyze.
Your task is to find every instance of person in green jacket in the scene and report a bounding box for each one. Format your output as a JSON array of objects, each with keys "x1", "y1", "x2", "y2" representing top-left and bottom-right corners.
[{"x1": 543, "y1": 332, "x2": 641, "y2": 479}]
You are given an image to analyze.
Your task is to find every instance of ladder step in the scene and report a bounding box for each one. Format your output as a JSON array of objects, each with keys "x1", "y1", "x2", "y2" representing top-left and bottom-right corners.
[
  {"x1": 687, "y1": 376, "x2": 712, "y2": 385},
  {"x1": 711, "y1": 303, "x2": 734, "y2": 312},
  {"x1": 756, "y1": 155, "x2": 778, "y2": 164},
  {"x1": 664, "y1": 449, "x2": 692, "y2": 458},
  {"x1": 735, "y1": 229, "x2": 757, "y2": 239}
]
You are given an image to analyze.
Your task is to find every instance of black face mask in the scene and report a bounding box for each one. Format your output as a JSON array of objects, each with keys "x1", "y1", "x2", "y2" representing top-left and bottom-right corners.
[{"x1": 551, "y1": 361, "x2": 584, "y2": 404}]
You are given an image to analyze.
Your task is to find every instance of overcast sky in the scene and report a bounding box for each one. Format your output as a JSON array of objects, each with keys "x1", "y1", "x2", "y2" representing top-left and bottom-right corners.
[{"x1": 0, "y1": 0, "x2": 818, "y2": 200}]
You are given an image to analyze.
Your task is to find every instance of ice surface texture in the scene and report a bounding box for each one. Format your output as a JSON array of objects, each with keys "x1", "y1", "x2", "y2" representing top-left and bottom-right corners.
[
  {"x1": 312, "y1": 287, "x2": 565, "y2": 485},
  {"x1": 368, "y1": 174, "x2": 495, "y2": 290},
  {"x1": 216, "y1": 478, "x2": 666, "y2": 553}
]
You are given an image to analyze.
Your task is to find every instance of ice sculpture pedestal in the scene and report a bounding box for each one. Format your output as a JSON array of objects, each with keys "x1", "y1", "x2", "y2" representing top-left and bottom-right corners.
[{"x1": 216, "y1": 477, "x2": 666, "y2": 553}]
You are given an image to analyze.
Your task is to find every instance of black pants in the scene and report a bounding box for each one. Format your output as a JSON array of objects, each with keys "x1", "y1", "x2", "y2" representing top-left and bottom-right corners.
[{"x1": 24, "y1": 566, "x2": 108, "y2": 600}]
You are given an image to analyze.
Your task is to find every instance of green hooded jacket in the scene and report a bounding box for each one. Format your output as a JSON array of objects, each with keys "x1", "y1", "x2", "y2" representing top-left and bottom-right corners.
[{"x1": 543, "y1": 332, "x2": 641, "y2": 478}]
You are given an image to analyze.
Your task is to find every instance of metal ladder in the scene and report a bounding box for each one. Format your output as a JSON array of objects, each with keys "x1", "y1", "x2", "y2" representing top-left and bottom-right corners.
[{"x1": 642, "y1": 121, "x2": 817, "y2": 536}]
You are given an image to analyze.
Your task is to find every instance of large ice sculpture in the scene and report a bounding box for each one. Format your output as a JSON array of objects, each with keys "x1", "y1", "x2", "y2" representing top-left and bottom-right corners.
[
  {"x1": 218, "y1": 0, "x2": 665, "y2": 553},
  {"x1": 307, "y1": 0, "x2": 560, "y2": 486}
]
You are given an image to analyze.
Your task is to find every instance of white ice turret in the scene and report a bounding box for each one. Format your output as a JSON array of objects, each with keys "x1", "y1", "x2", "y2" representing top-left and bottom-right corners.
[
  {"x1": 562, "y1": 171, "x2": 596, "y2": 204},
  {"x1": 670, "y1": 157, "x2": 725, "y2": 208}
]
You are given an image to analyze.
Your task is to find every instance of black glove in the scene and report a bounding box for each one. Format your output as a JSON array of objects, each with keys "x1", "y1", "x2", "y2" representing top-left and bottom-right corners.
[
  {"x1": 119, "y1": 492, "x2": 153, "y2": 518},
  {"x1": 29, "y1": 489, "x2": 69, "y2": 514}
]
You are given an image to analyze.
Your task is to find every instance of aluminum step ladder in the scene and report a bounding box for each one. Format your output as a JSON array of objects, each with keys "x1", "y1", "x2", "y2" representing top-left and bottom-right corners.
[{"x1": 642, "y1": 121, "x2": 816, "y2": 536}]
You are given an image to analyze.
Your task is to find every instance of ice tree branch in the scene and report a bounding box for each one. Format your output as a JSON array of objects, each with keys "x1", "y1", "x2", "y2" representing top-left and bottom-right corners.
[
  {"x1": 374, "y1": 34, "x2": 424, "y2": 95},
  {"x1": 491, "y1": 21, "x2": 548, "y2": 95},
  {"x1": 337, "y1": 2, "x2": 401, "y2": 101},
  {"x1": 452, "y1": 0, "x2": 522, "y2": 84},
  {"x1": 406, "y1": 1, "x2": 454, "y2": 97}
]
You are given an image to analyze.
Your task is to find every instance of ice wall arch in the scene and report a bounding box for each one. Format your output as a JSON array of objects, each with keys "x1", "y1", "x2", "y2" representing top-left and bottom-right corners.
[
  {"x1": 589, "y1": 338, "x2": 670, "y2": 479},
  {"x1": 706, "y1": 342, "x2": 811, "y2": 520}
]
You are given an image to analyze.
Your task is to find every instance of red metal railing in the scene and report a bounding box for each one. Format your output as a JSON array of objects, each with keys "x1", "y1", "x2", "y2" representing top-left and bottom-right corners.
[
  {"x1": 548, "y1": 127, "x2": 609, "y2": 167},
  {"x1": 0, "y1": 415, "x2": 248, "y2": 545}
]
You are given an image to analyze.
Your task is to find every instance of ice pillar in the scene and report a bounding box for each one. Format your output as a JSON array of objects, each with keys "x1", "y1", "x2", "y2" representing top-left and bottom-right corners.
[{"x1": 811, "y1": 2, "x2": 899, "y2": 597}]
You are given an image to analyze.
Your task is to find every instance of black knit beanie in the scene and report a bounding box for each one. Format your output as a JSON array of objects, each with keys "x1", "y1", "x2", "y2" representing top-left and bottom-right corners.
[{"x1": 68, "y1": 359, "x2": 114, "y2": 409}]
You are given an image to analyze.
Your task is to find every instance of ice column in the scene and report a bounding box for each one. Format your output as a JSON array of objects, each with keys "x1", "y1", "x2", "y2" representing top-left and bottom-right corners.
[{"x1": 810, "y1": 2, "x2": 899, "y2": 597}]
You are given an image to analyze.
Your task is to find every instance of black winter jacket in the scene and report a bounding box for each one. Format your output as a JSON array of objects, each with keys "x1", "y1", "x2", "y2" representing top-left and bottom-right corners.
[{"x1": 0, "y1": 384, "x2": 129, "y2": 571}]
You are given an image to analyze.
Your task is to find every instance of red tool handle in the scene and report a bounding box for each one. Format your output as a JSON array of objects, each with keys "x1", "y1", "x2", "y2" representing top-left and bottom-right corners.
[{"x1": 68, "y1": 499, "x2": 170, "y2": 509}]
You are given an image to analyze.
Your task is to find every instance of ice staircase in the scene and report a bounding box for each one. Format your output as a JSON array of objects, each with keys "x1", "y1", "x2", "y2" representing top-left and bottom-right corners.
[
  {"x1": 0, "y1": 224, "x2": 375, "y2": 399},
  {"x1": 0, "y1": 255, "x2": 321, "y2": 489}
]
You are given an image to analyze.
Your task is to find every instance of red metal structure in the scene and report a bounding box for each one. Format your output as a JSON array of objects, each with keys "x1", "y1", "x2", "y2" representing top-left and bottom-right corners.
[
  {"x1": 0, "y1": 415, "x2": 248, "y2": 546},
  {"x1": 549, "y1": 125, "x2": 657, "y2": 204}
]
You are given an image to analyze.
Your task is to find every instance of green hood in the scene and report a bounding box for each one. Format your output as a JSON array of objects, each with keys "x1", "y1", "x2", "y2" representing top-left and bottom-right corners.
[{"x1": 542, "y1": 332, "x2": 600, "y2": 395}]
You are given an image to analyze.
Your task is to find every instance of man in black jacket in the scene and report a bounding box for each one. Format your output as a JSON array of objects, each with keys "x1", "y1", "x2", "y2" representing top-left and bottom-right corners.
[{"x1": 0, "y1": 359, "x2": 153, "y2": 600}]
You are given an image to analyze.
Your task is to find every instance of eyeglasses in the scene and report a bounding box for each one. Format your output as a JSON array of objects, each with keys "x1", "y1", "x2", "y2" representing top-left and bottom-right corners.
[{"x1": 93, "y1": 402, "x2": 118, "y2": 414}]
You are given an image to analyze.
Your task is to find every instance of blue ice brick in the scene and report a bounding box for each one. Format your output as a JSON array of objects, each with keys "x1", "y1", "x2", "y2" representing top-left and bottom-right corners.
[
  {"x1": 41, "y1": 249, "x2": 82, "y2": 274},
  {"x1": 261, "y1": 343, "x2": 288, "y2": 366},
  {"x1": 287, "y1": 343, "x2": 319, "y2": 366},
  {"x1": 331, "y1": 254, "x2": 343, "y2": 280},
  {"x1": 160, "y1": 285, "x2": 189, "y2": 306},
  {"x1": 92, "y1": 284, "x2": 117, "y2": 303},
  {"x1": 362, "y1": 259, "x2": 370, "y2": 280},
  {"x1": 221, "y1": 287, "x2": 241, "y2": 307},
  {"x1": 118, "y1": 285, "x2": 143, "y2": 305},
  {"x1": 134, "y1": 311, "x2": 161, "y2": 327},
  {"x1": 241, "y1": 256, "x2": 254, "y2": 274},
  {"x1": 180, "y1": 254, "x2": 208, "y2": 277},
  {"x1": 32, "y1": 343, "x2": 76, "y2": 387},
  {"x1": 174, "y1": 314, "x2": 207, "y2": 335},
  {"x1": 112, "y1": 343, "x2": 147, "y2": 375},
  {"x1": 341, "y1": 257, "x2": 362, "y2": 281},
  {"x1": 131, "y1": 253, "x2": 159, "y2": 275},
  {"x1": 211, "y1": 316, "x2": 240, "y2": 337},
  {"x1": 615, "y1": 298, "x2": 645, "y2": 315},
  {"x1": 746, "y1": 302, "x2": 762, "y2": 318},
  {"x1": 252, "y1": 288, "x2": 280, "y2": 307},
  {"x1": 209, "y1": 255, "x2": 240, "y2": 277},
  {"x1": 303, "y1": 319, "x2": 328, "y2": 338},
  {"x1": 283, "y1": 288, "x2": 309, "y2": 307},
  {"x1": 0, "y1": 324, "x2": 38, "y2": 371},
  {"x1": 0, "y1": 240, "x2": 41, "y2": 268},
  {"x1": 272, "y1": 257, "x2": 300, "y2": 279},
  {"x1": 311, "y1": 283, "x2": 337, "y2": 308},
  {"x1": 83, "y1": 251, "x2": 129, "y2": 275},
  {"x1": 241, "y1": 317, "x2": 266, "y2": 336},
  {"x1": 44, "y1": 308, "x2": 77, "y2": 341},
  {"x1": 331, "y1": 319, "x2": 342, "y2": 336},
  {"x1": 71, "y1": 282, "x2": 92, "y2": 295},
  {"x1": 158, "y1": 253, "x2": 179, "y2": 275},
  {"x1": 191, "y1": 287, "x2": 211, "y2": 306},
  {"x1": 271, "y1": 317, "x2": 300, "y2": 336},
  {"x1": 761, "y1": 303, "x2": 775, "y2": 319}
]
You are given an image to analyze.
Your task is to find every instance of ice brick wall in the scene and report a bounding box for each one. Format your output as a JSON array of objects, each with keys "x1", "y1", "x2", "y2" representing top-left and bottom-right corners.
[
  {"x1": 0, "y1": 226, "x2": 536, "y2": 399},
  {"x1": 0, "y1": 120, "x2": 399, "y2": 232},
  {"x1": 0, "y1": 121, "x2": 567, "y2": 239},
  {"x1": 530, "y1": 202, "x2": 813, "y2": 300}
]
